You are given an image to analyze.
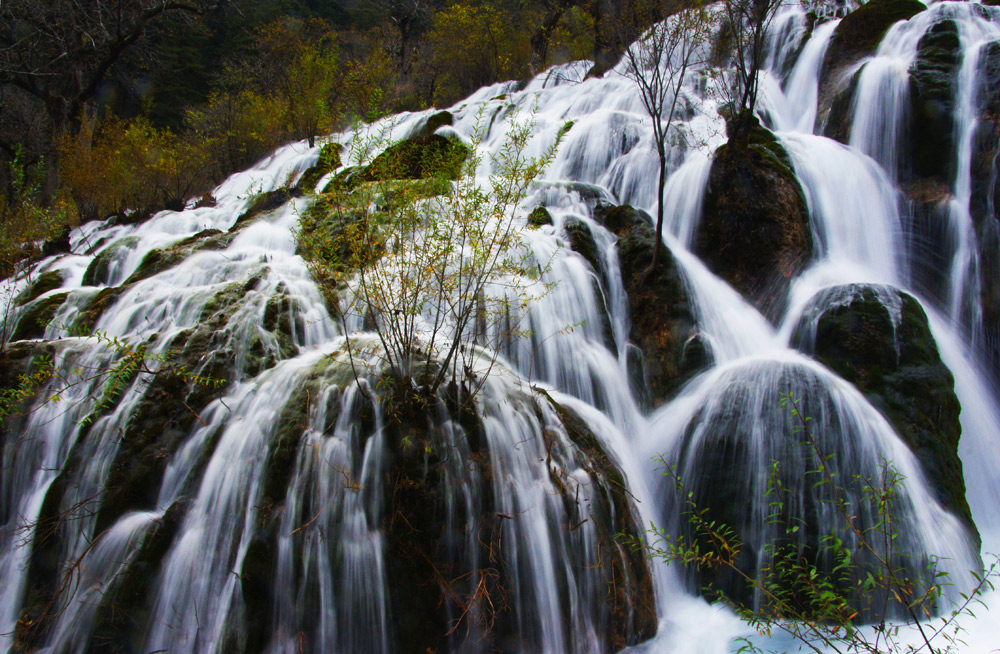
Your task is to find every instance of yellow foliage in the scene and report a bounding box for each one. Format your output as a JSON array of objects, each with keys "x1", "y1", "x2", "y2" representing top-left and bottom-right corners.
[
  {"x1": 60, "y1": 117, "x2": 210, "y2": 221},
  {"x1": 423, "y1": 3, "x2": 532, "y2": 106}
]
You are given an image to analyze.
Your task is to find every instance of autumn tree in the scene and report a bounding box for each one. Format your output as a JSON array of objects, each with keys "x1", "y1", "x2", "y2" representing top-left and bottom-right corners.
[
  {"x1": 618, "y1": 0, "x2": 710, "y2": 275},
  {"x1": 360, "y1": 0, "x2": 442, "y2": 76},
  {"x1": 239, "y1": 17, "x2": 342, "y2": 146}
]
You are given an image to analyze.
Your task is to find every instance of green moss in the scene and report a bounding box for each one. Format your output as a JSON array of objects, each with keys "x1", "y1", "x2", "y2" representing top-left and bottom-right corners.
[
  {"x1": 527, "y1": 206, "x2": 553, "y2": 228},
  {"x1": 82, "y1": 237, "x2": 140, "y2": 287},
  {"x1": 11, "y1": 292, "x2": 69, "y2": 341},
  {"x1": 15, "y1": 271, "x2": 65, "y2": 307},
  {"x1": 296, "y1": 142, "x2": 344, "y2": 192},
  {"x1": 363, "y1": 133, "x2": 469, "y2": 182}
]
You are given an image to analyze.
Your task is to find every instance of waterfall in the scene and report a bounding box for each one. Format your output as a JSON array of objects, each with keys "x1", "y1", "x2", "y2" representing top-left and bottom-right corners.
[{"x1": 4, "y1": 1, "x2": 1000, "y2": 652}]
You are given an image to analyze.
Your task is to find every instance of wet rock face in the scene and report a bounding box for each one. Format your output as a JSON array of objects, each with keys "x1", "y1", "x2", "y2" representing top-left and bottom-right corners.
[
  {"x1": 673, "y1": 359, "x2": 972, "y2": 621},
  {"x1": 909, "y1": 19, "x2": 962, "y2": 182},
  {"x1": 971, "y1": 40, "x2": 1000, "y2": 226},
  {"x1": 790, "y1": 284, "x2": 975, "y2": 539},
  {"x1": 380, "y1": 390, "x2": 656, "y2": 654},
  {"x1": 695, "y1": 125, "x2": 811, "y2": 320},
  {"x1": 595, "y1": 203, "x2": 704, "y2": 408},
  {"x1": 820, "y1": 0, "x2": 927, "y2": 82},
  {"x1": 231, "y1": 374, "x2": 657, "y2": 654},
  {"x1": 818, "y1": 0, "x2": 927, "y2": 142}
]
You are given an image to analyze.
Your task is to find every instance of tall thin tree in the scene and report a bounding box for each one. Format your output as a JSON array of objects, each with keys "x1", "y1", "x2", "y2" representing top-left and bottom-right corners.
[{"x1": 618, "y1": 0, "x2": 710, "y2": 276}]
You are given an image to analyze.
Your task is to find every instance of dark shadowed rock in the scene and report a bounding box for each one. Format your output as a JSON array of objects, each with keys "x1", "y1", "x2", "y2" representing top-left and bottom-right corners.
[
  {"x1": 595, "y1": 203, "x2": 704, "y2": 408},
  {"x1": 818, "y1": 0, "x2": 927, "y2": 141},
  {"x1": 695, "y1": 123, "x2": 811, "y2": 319},
  {"x1": 909, "y1": 19, "x2": 962, "y2": 182},
  {"x1": 790, "y1": 283, "x2": 975, "y2": 540}
]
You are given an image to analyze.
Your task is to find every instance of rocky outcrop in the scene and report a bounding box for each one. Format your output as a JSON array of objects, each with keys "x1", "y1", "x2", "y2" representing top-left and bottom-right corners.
[
  {"x1": 673, "y1": 357, "x2": 971, "y2": 620},
  {"x1": 695, "y1": 123, "x2": 811, "y2": 319},
  {"x1": 971, "y1": 40, "x2": 1000, "y2": 226},
  {"x1": 363, "y1": 133, "x2": 469, "y2": 183},
  {"x1": 233, "y1": 363, "x2": 657, "y2": 654},
  {"x1": 595, "y1": 203, "x2": 704, "y2": 408},
  {"x1": 818, "y1": 0, "x2": 927, "y2": 142},
  {"x1": 790, "y1": 284, "x2": 975, "y2": 538},
  {"x1": 909, "y1": 19, "x2": 962, "y2": 182}
]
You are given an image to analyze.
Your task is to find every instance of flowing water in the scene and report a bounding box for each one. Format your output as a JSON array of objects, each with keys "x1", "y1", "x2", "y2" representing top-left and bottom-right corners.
[{"x1": 3, "y1": 0, "x2": 1000, "y2": 652}]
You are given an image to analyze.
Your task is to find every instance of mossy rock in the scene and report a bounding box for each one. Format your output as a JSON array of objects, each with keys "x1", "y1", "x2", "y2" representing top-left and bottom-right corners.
[
  {"x1": 15, "y1": 270, "x2": 65, "y2": 306},
  {"x1": 123, "y1": 228, "x2": 230, "y2": 286},
  {"x1": 82, "y1": 237, "x2": 140, "y2": 287},
  {"x1": 909, "y1": 19, "x2": 962, "y2": 182},
  {"x1": 87, "y1": 501, "x2": 186, "y2": 654},
  {"x1": 296, "y1": 142, "x2": 344, "y2": 192},
  {"x1": 527, "y1": 205, "x2": 553, "y2": 228},
  {"x1": 382, "y1": 385, "x2": 656, "y2": 653},
  {"x1": 73, "y1": 287, "x2": 124, "y2": 334},
  {"x1": 11, "y1": 292, "x2": 69, "y2": 341},
  {"x1": 674, "y1": 360, "x2": 961, "y2": 620},
  {"x1": 564, "y1": 217, "x2": 602, "y2": 277},
  {"x1": 790, "y1": 284, "x2": 976, "y2": 541},
  {"x1": 414, "y1": 110, "x2": 454, "y2": 138},
  {"x1": 696, "y1": 123, "x2": 811, "y2": 319},
  {"x1": 235, "y1": 187, "x2": 303, "y2": 227},
  {"x1": 93, "y1": 328, "x2": 234, "y2": 535},
  {"x1": 362, "y1": 133, "x2": 469, "y2": 183},
  {"x1": 538, "y1": 393, "x2": 658, "y2": 650},
  {"x1": 595, "y1": 203, "x2": 702, "y2": 408}
]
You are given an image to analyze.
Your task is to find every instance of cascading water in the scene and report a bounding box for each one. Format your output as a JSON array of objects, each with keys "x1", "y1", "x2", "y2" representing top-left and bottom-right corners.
[{"x1": 3, "y1": 1, "x2": 1000, "y2": 652}]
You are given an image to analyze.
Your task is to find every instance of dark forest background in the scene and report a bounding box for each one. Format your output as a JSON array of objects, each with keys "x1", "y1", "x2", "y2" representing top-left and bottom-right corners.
[{"x1": 0, "y1": 0, "x2": 678, "y2": 280}]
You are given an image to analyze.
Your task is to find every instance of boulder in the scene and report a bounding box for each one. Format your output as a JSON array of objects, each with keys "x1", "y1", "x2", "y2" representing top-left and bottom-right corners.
[
  {"x1": 673, "y1": 358, "x2": 973, "y2": 620},
  {"x1": 222, "y1": 360, "x2": 657, "y2": 653},
  {"x1": 790, "y1": 283, "x2": 975, "y2": 538},
  {"x1": 695, "y1": 123, "x2": 811, "y2": 319},
  {"x1": 363, "y1": 133, "x2": 469, "y2": 182},
  {"x1": 819, "y1": 0, "x2": 926, "y2": 85},
  {"x1": 381, "y1": 385, "x2": 656, "y2": 653},
  {"x1": 595, "y1": 203, "x2": 704, "y2": 408},
  {"x1": 11, "y1": 292, "x2": 69, "y2": 342},
  {"x1": 527, "y1": 205, "x2": 553, "y2": 228},
  {"x1": 14, "y1": 270, "x2": 65, "y2": 307}
]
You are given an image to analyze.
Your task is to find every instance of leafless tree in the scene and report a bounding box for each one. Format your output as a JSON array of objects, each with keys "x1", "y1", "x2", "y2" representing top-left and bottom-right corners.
[
  {"x1": 0, "y1": 0, "x2": 210, "y2": 144},
  {"x1": 721, "y1": 0, "x2": 784, "y2": 140},
  {"x1": 618, "y1": 0, "x2": 710, "y2": 275}
]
